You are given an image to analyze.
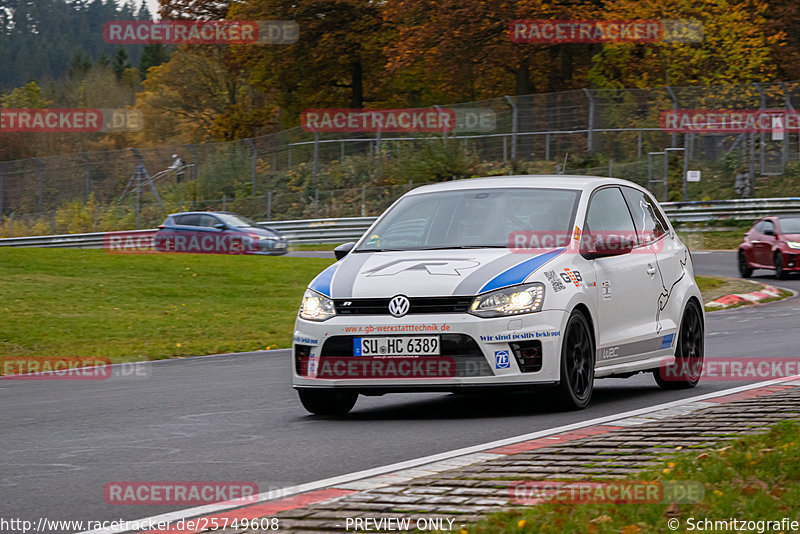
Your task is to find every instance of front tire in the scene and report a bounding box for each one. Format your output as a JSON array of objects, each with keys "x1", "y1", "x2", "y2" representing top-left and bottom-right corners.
[
  {"x1": 738, "y1": 250, "x2": 753, "y2": 278},
  {"x1": 554, "y1": 310, "x2": 595, "y2": 410},
  {"x1": 297, "y1": 389, "x2": 358, "y2": 415},
  {"x1": 654, "y1": 300, "x2": 704, "y2": 389},
  {"x1": 775, "y1": 252, "x2": 787, "y2": 280}
]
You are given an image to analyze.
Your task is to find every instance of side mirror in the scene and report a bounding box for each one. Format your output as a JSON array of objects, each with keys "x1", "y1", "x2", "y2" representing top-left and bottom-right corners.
[
  {"x1": 334, "y1": 242, "x2": 356, "y2": 261},
  {"x1": 214, "y1": 223, "x2": 226, "y2": 230},
  {"x1": 585, "y1": 234, "x2": 636, "y2": 259}
]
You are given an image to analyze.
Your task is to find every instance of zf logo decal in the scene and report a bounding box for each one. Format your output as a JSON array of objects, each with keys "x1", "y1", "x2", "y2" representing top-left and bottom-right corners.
[
  {"x1": 495, "y1": 350, "x2": 511, "y2": 369},
  {"x1": 560, "y1": 268, "x2": 582, "y2": 287}
]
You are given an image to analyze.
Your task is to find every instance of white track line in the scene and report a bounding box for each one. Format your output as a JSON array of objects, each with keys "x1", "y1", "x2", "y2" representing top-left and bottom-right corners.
[{"x1": 79, "y1": 374, "x2": 800, "y2": 534}]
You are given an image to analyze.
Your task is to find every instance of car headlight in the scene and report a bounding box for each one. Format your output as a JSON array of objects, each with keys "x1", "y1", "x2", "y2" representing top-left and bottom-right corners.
[
  {"x1": 299, "y1": 289, "x2": 336, "y2": 321},
  {"x1": 468, "y1": 283, "x2": 545, "y2": 318},
  {"x1": 787, "y1": 241, "x2": 800, "y2": 250}
]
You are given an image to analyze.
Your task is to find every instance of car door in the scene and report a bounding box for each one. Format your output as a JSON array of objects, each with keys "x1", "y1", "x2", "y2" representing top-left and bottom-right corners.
[
  {"x1": 750, "y1": 220, "x2": 771, "y2": 266},
  {"x1": 584, "y1": 186, "x2": 657, "y2": 366},
  {"x1": 621, "y1": 187, "x2": 684, "y2": 339},
  {"x1": 759, "y1": 219, "x2": 778, "y2": 266}
]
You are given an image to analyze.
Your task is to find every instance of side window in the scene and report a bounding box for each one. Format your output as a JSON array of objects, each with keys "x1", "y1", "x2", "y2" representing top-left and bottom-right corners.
[
  {"x1": 762, "y1": 220, "x2": 776, "y2": 236},
  {"x1": 584, "y1": 187, "x2": 636, "y2": 245},
  {"x1": 198, "y1": 215, "x2": 219, "y2": 228},
  {"x1": 175, "y1": 214, "x2": 199, "y2": 226},
  {"x1": 753, "y1": 221, "x2": 764, "y2": 234},
  {"x1": 621, "y1": 187, "x2": 667, "y2": 244}
]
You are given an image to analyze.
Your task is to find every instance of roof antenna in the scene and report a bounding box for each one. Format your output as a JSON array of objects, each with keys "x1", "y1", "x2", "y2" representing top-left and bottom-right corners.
[{"x1": 559, "y1": 152, "x2": 568, "y2": 175}]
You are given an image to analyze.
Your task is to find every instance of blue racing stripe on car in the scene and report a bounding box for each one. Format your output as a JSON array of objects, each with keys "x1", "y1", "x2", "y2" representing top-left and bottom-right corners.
[
  {"x1": 478, "y1": 248, "x2": 565, "y2": 293},
  {"x1": 660, "y1": 333, "x2": 675, "y2": 349},
  {"x1": 308, "y1": 262, "x2": 340, "y2": 297}
]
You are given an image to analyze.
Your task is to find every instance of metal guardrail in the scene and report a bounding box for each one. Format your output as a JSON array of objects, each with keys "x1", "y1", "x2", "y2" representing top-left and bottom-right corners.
[
  {"x1": 661, "y1": 197, "x2": 800, "y2": 222},
  {"x1": 2, "y1": 199, "x2": 800, "y2": 249}
]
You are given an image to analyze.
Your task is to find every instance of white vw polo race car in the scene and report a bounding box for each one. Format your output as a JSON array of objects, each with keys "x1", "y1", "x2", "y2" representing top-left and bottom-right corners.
[{"x1": 292, "y1": 176, "x2": 704, "y2": 415}]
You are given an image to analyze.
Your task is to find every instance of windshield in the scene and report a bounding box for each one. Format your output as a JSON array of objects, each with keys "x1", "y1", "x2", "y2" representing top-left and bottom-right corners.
[
  {"x1": 778, "y1": 217, "x2": 800, "y2": 234},
  {"x1": 355, "y1": 187, "x2": 580, "y2": 252},
  {"x1": 215, "y1": 213, "x2": 259, "y2": 228}
]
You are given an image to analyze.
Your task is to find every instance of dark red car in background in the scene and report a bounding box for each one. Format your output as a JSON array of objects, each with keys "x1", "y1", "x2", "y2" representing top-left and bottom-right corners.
[{"x1": 738, "y1": 216, "x2": 800, "y2": 279}]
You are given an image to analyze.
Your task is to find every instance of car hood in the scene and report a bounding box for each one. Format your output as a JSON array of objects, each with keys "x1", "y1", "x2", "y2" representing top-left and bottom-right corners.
[
  {"x1": 783, "y1": 233, "x2": 800, "y2": 242},
  {"x1": 308, "y1": 248, "x2": 565, "y2": 299}
]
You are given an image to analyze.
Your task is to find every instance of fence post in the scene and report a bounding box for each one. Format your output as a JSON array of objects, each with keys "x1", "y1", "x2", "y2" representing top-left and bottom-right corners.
[
  {"x1": 222, "y1": 193, "x2": 227, "y2": 211},
  {"x1": 583, "y1": 88, "x2": 595, "y2": 152},
  {"x1": 185, "y1": 144, "x2": 198, "y2": 181},
  {"x1": 312, "y1": 132, "x2": 319, "y2": 190},
  {"x1": 0, "y1": 172, "x2": 3, "y2": 216},
  {"x1": 608, "y1": 160, "x2": 613, "y2": 177},
  {"x1": 682, "y1": 134, "x2": 690, "y2": 201},
  {"x1": 754, "y1": 82, "x2": 766, "y2": 174},
  {"x1": 433, "y1": 105, "x2": 446, "y2": 145},
  {"x1": 267, "y1": 191, "x2": 273, "y2": 220},
  {"x1": 34, "y1": 158, "x2": 45, "y2": 215},
  {"x1": 502, "y1": 135, "x2": 508, "y2": 161},
  {"x1": 245, "y1": 138, "x2": 258, "y2": 195},
  {"x1": 361, "y1": 184, "x2": 366, "y2": 216},
  {"x1": 782, "y1": 82, "x2": 794, "y2": 165},
  {"x1": 81, "y1": 152, "x2": 91, "y2": 200},
  {"x1": 637, "y1": 131, "x2": 643, "y2": 158},
  {"x1": 665, "y1": 86, "x2": 678, "y2": 147},
  {"x1": 545, "y1": 132, "x2": 550, "y2": 161},
  {"x1": 314, "y1": 187, "x2": 319, "y2": 217},
  {"x1": 504, "y1": 96, "x2": 517, "y2": 161},
  {"x1": 9, "y1": 212, "x2": 12, "y2": 238}
]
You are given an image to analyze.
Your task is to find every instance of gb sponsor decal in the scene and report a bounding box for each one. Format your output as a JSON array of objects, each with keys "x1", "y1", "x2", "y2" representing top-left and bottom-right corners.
[
  {"x1": 560, "y1": 268, "x2": 582, "y2": 287},
  {"x1": 495, "y1": 350, "x2": 511, "y2": 369}
]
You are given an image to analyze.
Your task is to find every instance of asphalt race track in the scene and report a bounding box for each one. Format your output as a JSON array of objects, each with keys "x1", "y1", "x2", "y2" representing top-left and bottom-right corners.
[{"x1": 1, "y1": 250, "x2": 799, "y2": 531}]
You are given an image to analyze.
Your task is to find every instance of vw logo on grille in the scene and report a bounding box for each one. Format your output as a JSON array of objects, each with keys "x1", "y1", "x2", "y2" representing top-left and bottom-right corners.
[{"x1": 388, "y1": 295, "x2": 410, "y2": 317}]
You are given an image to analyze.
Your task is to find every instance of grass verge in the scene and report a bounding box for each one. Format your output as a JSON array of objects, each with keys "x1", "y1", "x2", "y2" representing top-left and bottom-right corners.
[
  {"x1": 457, "y1": 420, "x2": 800, "y2": 534},
  {"x1": 0, "y1": 248, "x2": 334, "y2": 366}
]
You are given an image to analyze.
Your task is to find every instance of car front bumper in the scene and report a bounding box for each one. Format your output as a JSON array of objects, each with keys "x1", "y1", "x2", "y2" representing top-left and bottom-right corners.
[{"x1": 291, "y1": 310, "x2": 566, "y2": 390}]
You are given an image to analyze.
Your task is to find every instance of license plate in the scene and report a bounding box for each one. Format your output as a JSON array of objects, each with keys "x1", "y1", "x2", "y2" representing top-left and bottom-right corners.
[{"x1": 354, "y1": 336, "x2": 440, "y2": 357}]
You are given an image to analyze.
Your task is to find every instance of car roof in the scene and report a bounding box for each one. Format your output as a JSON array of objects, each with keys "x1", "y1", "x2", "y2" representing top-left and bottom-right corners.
[
  {"x1": 167, "y1": 211, "x2": 238, "y2": 217},
  {"x1": 406, "y1": 175, "x2": 648, "y2": 195}
]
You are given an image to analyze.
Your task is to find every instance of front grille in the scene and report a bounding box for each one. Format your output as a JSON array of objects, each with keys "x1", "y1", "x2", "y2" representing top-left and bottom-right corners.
[
  {"x1": 334, "y1": 296, "x2": 473, "y2": 315},
  {"x1": 317, "y1": 334, "x2": 493, "y2": 377}
]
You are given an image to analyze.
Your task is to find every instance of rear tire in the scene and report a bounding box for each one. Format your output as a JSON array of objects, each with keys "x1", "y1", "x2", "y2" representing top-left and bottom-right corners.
[
  {"x1": 654, "y1": 300, "x2": 703, "y2": 390},
  {"x1": 775, "y1": 252, "x2": 787, "y2": 280},
  {"x1": 738, "y1": 250, "x2": 753, "y2": 278},
  {"x1": 297, "y1": 389, "x2": 358, "y2": 415},
  {"x1": 554, "y1": 310, "x2": 595, "y2": 410}
]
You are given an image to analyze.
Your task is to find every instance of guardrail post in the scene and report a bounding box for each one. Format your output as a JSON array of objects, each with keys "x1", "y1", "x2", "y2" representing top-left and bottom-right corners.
[
  {"x1": 245, "y1": 138, "x2": 258, "y2": 195},
  {"x1": 504, "y1": 96, "x2": 517, "y2": 161},
  {"x1": 665, "y1": 86, "x2": 678, "y2": 147},
  {"x1": 583, "y1": 88, "x2": 595, "y2": 152}
]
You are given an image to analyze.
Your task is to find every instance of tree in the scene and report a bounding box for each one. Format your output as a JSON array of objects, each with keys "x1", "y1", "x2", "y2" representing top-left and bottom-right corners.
[
  {"x1": 587, "y1": 0, "x2": 782, "y2": 88},
  {"x1": 229, "y1": 0, "x2": 390, "y2": 128},
  {"x1": 139, "y1": 43, "x2": 173, "y2": 78},
  {"x1": 112, "y1": 47, "x2": 132, "y2": 80}
]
